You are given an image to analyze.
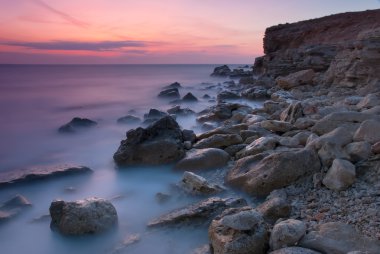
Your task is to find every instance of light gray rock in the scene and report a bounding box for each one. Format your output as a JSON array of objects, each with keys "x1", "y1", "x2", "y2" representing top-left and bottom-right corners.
[
  {"x1": 194, "y1": 134, "x2": 243, "y2": 149},
  {"x1": 257, "y1": 190, "x2": 291, "y2": 224},
  {"x1": 236, "y1": 136, "x2": 278, "y2": 159},
  {"x1": 49, "y1": 197, "x2": 118, "y2": 235},
  {"x1": 179, "y1": 171, "x2": 223, "y2": 195},
  {"x1": 175, "y1": 148, "x2": 230, "y2": 171},
  {"x1": 261, "y1": 120, "x2": 294, "y2": 133},
  {"x1": 322, "y1": 159, "x2": 356, "y2": 191},
  {"x1": 353, "y1": 119, "x2": 380, "y2": 144},
  {"x1": 276, "y1": 69, "x2": 315, "y2": 90},
  {"x1": 299, "y1": 222, "x2": 380, "y2": 254},
  {"x1": 270, "y1": 219, "x2": 306, "y2": 250},
  {"x1": 220, "y1": 209, "x2": 263, "y2": 231}
]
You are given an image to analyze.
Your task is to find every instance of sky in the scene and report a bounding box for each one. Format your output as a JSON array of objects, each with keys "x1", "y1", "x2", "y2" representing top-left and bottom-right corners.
[{"x1": 0, "y1": 0, "x2": 379, "y2": 64}]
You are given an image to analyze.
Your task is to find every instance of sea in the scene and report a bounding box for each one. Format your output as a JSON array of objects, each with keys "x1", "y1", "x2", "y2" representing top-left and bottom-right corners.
[{"x1": 0, "y1": 64, "x2": 257, "y2": 254}]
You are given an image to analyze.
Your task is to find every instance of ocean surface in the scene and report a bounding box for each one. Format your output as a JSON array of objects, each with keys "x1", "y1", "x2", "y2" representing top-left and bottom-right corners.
[{"x1": 0, "y1": 64, "x2": 257, "y2": 254}]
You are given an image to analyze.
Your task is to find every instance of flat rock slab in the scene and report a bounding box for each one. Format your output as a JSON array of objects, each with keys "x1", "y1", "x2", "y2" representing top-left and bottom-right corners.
[
  {"x1": 147, "y1": 197, "x2": 247, "y2": 228},
  {"x1": 0, "y1": 164, "x2": 92, "y2": 187}
]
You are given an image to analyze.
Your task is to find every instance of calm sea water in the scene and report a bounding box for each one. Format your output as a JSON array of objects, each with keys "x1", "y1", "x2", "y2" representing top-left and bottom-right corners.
[{"x1": 0, "y1": 64, "x2": 254, "y2": 254}]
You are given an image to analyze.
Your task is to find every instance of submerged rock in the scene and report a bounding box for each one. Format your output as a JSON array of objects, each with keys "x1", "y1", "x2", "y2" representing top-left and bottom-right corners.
[
  {"x1": 158, "y1": 88, "x2": 180, "y2": 99},
  {"x1": 0, "y1": 164, "x2": 92, "y2": 187},
  {"x1": 113, "y1": 116, "x2": 186, "y2": 166},
  {"x1": 117, "y1": 115, "x2": 141, "y2": 124},
  {"x1": 58, "y1": 117, "x2": 97, "y2": 133},
  {"x1": 163, "y1": 82, "x2": 182, "y2": 89},
  {"x1": 49, "y1": 197, "x2": 118, "y2": 235},
  {"x1": 175, "y1": 148, "x2": 230, "y2": 171},
  {"x1": 0, "y1": 195, "x2": 32, "y2": 222},
  {"x1": 182, "y1": 92, "x2": 198, "y2": 102}
]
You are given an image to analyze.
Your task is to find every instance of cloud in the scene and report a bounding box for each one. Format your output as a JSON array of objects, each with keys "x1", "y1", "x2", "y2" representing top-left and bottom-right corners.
[
  {"x1": 31, "y1": 0, "x2": 89, "y2": 28},
  {"x1": 1, "y1": 40, "x2": 148, "y2": 51}
]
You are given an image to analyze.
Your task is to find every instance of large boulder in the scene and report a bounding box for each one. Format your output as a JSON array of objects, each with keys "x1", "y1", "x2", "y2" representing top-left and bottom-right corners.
[
  {"x1": 276, "y1": 69, "x2": 315, "y2": 90},
  {"x1": 269, "y1": 219, "x2": 306, "y2": 250},
  {"x1": 58, "y1": 117, "x2": 97, "y2": 133},
  {"x1": 299, "y1": 222, "x2": 380, "y2": 254},
  {"x1": 194, "y1": 134, "x2": 243, "y2": 149},
  {"x1": 209, "y1": 207, "x2": 269, "y2": 254},
  {"x1": 49, "y1": 197, "x2": 118, "y2": 235},
  {"x1": 322, "y1": 159, "x2": 356, "y2": 191},
  {"x1": 175, "y1": 148, "x2": 230, "y2": 171},
  {"x1": 227, "y1": 149, "x2": 321, "y2": 197},
  {"x1": 113, "y1": 116, "x2": 186, "y2": 166},
  {"x1": 353, "y1": 119, "x2": 380, "y2": 144}
]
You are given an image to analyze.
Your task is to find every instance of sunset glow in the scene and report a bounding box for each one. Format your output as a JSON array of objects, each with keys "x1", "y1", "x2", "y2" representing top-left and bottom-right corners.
[{"x1": 0, "y1": 0, "x2": 379, "y2": 64}]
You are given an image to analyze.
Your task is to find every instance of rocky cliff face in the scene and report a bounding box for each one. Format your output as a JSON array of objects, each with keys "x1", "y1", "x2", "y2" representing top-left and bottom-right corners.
[{"x1": 253, "y1": 9, "x2": 380, "y2": 89}]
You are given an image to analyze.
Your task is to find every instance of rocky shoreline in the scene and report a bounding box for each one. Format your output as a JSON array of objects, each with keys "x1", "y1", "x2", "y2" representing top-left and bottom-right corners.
[{"x1": 0, "y1": 8, "x2": 379, "y2": 254}]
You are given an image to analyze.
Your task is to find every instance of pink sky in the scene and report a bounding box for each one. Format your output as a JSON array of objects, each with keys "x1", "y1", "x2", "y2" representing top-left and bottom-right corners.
[{"x1": 0, "y1": 0, "x2": 379, "y2": 64}]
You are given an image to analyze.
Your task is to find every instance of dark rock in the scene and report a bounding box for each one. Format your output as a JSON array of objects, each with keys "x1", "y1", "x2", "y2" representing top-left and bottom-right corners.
[
  {"x1": 217, "y1": 91, "x2": 240, "y2": 101},
  {"x1": 167, "y1": 105, "x2": 195, "y2": 116},
  {"x1": 224, "y1": 144, "x2": 246, "y2": 157},
  {"x1": 117, "y1": 115, "x2": 141, "y2": 124},
  {"x1": 203, "y1": 94, "x2": 211, "y2": 99},
  {"x1": 182, "y1": 129, "x2": 196, "y2": 143},
  {"x1": 158, "y1": 88, "x2": 180, "y2": 99},
  {"x1": 58, "y1": 117, "x2": 97, "y2": 133},
  {"x1": 211, "y1": 65, "x2": 232, "y2": 76},
  {"x1": 182, "y1": 92, "x2": 198, "y2": 102},
  {"x1": 175, "y1": 148, "x2": 230, "y2": 171},
  {"x1": 0, "y1": 165, "x2": 92, "y2": 187},
  {"x1": 164, "y1": 82, "x2": 182, "y2": 89},
  {"x1": 241, "y1": 87, "x2": 269, "y2": 99},
  {"x1": 113, "y1": 116, "x2": 186, "y2": 166}
]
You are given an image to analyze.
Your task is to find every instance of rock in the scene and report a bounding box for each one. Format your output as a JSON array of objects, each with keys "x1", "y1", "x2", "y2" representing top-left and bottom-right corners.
[
  {"x1": 276, "y1": 69, "x2": 315, "y2": 90},
  {"x1": 58, "y1": 117, "x2": 97, "y2": 133},
  {"x1": 217, "y1": 91, "x2": 240, "y2": 101},
  {"x1": 345, "y1": 141, "x2": 372, "y2": 162},
  {"x1": 110, "y1": 233, "x2": 141, "y2": 254},
  {"x1": 113, "y1": 116, "x2": 186, "y2": 166},
  {"x1": 175, "y1": 148, "x2": 230, "y2": 171},
  {"x1": 194, "y1": 134, "x2": 243, "y2": 149},
  {"x1": 197, "y1": 103, "x2": 239, "y2": 123},
  {"x1": 344, "y1": 96, "x2": 363, "y2": 106},
  {"x1": 147, "y1": 197, "x2": 246, "y2": 227},
  {"x1": 294, "y1": 118, "x2": 315, "y2": 130},
  {"x1": 203, "y1": 94, "x2": 211, "y2": 99},
  {"x1": 257, "y1": 190, "x2": 291, "y2": 224},
  {"x1": 192, "y1": 245, "x2": 211, "y2": 254},
  {"x1": 157, "y1": 88, "x2": 180, "y2": 99},
  {"x1": 211, "y1": 65, "x2": 232, "y2": 76},
  {"x1": 179, "y1": 171, "x2": 223, "y2": 195},
  {"x1": 209, "y1": 207, "x2": 269, "y2": 254},
  {"x1": 197, "y1": 124, "x2": 248, "y2": 140},
  {"x1": 241, "y1": 87, "x2": 269, "y2": 99},
  {"x1": 227, "y1": 148, "x2": 321, "y2": 197},
  {"x1": 358, "y1": 94, "x2": 379, "y2": 109},
  {"x1": 182, "y1": 129, "x2": 196, "y2": 143},
  {"x1": 143, "y1": 108, "x2": 168, "y2": 121},
  {"x1": 261, "y1": 120, "x2": 294, "y2": 133},
  {"x1": 269, "y1": 247, "x2": 322, "y2": 254},
  {"x1": 167, "y1": 105, "x2": 195, "y2": 116},
  {"x1": 224, "y1": 144, "x2": 246, "y2": 157},
  {"x1": 353, "y1": 119, "x2": 380, "y2": 144},
  {"x1": 49, "y1": 197, "x2": 118, "y2": 235},
  {"x1": 270, "y1": 219, "x2": 306, "y2": 250},
  {"x1": 244, "y1": 115, "x2": 266, "y2": 125},
  {"x1": 182, "y1": 92, "x2": 198, "y2": 102},
  {"x1": 117, "y1": 115, "x2": 141, "y2": 124},
  {"x1": 280, "y1": 102, "x2": 303, "y2": 124},
  {"x1": 322, "y1": 159, "x2": 356, "y2": 191},
  {"x1": 299, "y1": 222, "x2": 380, "y2": 254},
  {"x1": 0, "y1": 164, "x2": 92, "y2": 187},
  {"x1": 372, "y1": 141, "x2": 380, "y2": 154},
  {"x1": 155, "y1": 192, "x2": 171, "y2": 204},
  {"x1": 0, "y1": 195, "x2": 32, "y2": 222},
  {"x1": 164, "y1": 82, "x2": 182, "y2": 89},
  {"x1": 236, "y1": 136, "x2": 278, "y2": 158}
]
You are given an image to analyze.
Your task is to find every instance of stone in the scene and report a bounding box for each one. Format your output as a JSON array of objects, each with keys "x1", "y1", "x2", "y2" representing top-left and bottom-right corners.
[
  {"x1": 270, "y1": 219, "x2": 306, "y2": 250},
  {"x1": 372, "y1": 141, "x2": 380, "y2": 154},
  {"x1": 257, "y1": 190, "x2": 291, "y2": 224},
  {"x1": 211, "y1": 65, "x2": 232, "y2": 76},
  {"x1": 58, "y1": 117, "x2": 97, "y2": 133},
  {"x1": 357, "y1": 94, "x2": 379, "y2": 109},
  {"x1": 197, "y1": 124, "x2": 248, "y2": 140},
  {"x1": 217, "y1": 91, "x2": 240, "y2": 101},
  {"x1": 182, "y1": 92, "x2": 198, "y2": 102},
  {"x1": 164, "y1": 82, "x2": 182, "y2": 89},
  {"x1": 155, "y1": 192, "x2": 171, "y2": 204},
  {"x1": 269, "y1": 247, "x2": 322, "y2": 254},
  {"x1": 179, "y1": 171, "x2": 223, "y2": 195},
  {"x1": 276, "y1": 69, "x2": 315, "y2": 90},
  {"x1": 0, "y1": 164, "x2": 92, "y2": 187},
  {"x1": 353, "y1": 119, "x2": 380, "y2": 144},
  {"x1": 110, "y1": 234, "x2": 141, "y2": 254},
  {"x1": 147, "y1": 197, "x2": 246, "y2": 227},
  {"x1": 244, "y1": 115, "x2": 266, "y2": 125},
  {"x1": 236, "y1": 136, "x2": 278, "y2": 159},
  {"x1": 227, "y1": 148, "x2": 320, "y2": 197},
  {"x1": 194, "y1": 134, "x2": 243, "y2": 149},
  {"x1": 345, "y1": 141, "x2": 372, "y2": 162},
  {"x1": 224, "y1": 144, "x2": 246, "y2": 157},
  {"x1": 0, "y1": 195, "x2": 32, "y2": 222},
  {"x1": 322, "y1": 159, "x2": 356, "y2": 191},
  {"x1": 294, "y1": 118, "x2": 316, "y2": 130},
  {"x1": 49, "y1": 197, "x2": 118, "y2": 235},
  {"x1": 175, "y1": 148, "x2": 230, "y2": 171},
  {"x1": 167, "y1": 105, "x2": 195, "y2": 116},
  {"x1": 209, "y1": 207, "x2": 269, "y2": 254},
  {"x1": 241, "y1": 87, "x2": 269, "y2": 99},
  {"x1": 143, "y1": 108, "x2": 168, "y2": 121},
  {"x1": 280, "y1": 102, "x2": 303, "y2": 124},
  {"x1": 113, "y1": 116, "x2": 186, "y2": 166},
  {"x1": 157, "y1": 88, "x2": 180, "y2": 99},
  {"x1": 261, "y1": 120, "x2": 294, "y2": 133},
  {"x1": 344, "y1": 96, "x2": 363, "y2": 106},
  {"x1": 299, "y1": 222, "x2": 380, "y2": 254},
  {"x1": 182, "y1": 129, "x2": 196, "y2": 143},
  {"x1": 117, "y1": 115, "x2": 141, "y2": 124}
]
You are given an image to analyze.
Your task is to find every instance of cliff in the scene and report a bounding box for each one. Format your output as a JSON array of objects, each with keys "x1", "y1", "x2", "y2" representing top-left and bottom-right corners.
[{"x1": 253, "y1": 9, "x2": 380, "y2": 89}]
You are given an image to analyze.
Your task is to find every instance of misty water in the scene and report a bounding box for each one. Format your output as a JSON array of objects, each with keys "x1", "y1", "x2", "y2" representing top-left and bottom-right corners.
[{"x1": 0, "y1": 64, "x2": 258, "y2": 254}]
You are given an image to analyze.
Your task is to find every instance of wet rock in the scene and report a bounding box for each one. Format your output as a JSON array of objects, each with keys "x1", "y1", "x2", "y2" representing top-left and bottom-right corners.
[
  {"x1": 117, "y1": 115, "x2": 141, "y2": 124},
  {"x1": 270, "y1": 219, "x2": 306, "y2": 250},
  {"x1": 322, "y1": 159, "x2": 356, "y2": 191},
  {"x1": 276, "y1": 69, "x2": 315, "y2": 90},
  {"x1": 58, "y1": 117, "x2": 97, "y2": 133},
  {"x1": 182, "y1": 92, "x2": 198, "y2": 102},
  {"x1": 211, "y1": 65, "x2": 232, "y2": 76},
  {"x1": 224, "y1": 144, "x2": 246, "y2": 157},
  {"x1": 269, "y1": 247, "x2": 322, "y2": 254},
  {"x1": 158, "y1": 88, "x2": 180, "y2": 99},
  {"x1": 299, "y1": 222, "x2": 380, "y2": 254},
  {"x1": 175, "y1": 148, "x2": 230, "y2": 171},
  {"x1": 113, "y1": 116, "x2": 186, "y2": 166},
  {"x1": 0, "y1": 195, "x2": 32, "y2": 222},
  {"x1": 227, "y1": 148, "x2": 321, "y2": 197},
  {"x1": 49, "y1": 197, "x2": 118, "y2": 235},
  {"x1": 167, "y1": 105, "x2": 195, "y2": 116},
  {"x1": 244, "y1": 115, "x2": 266, "y2": 125},
  {"x1": 236, "y1": 136, "x2": 278, "y2": 159},
  {"x1": 0, "y1": 164, "x2": 92, "y2": 187},
  {"x1": 179, "y1": 171, "x2": 224, "y2": 195},
  {"x1": 345, "y1": 141, "x2": 372, "y2": 162},
  {"x1": 280, "y1": 102, "x2": 303, "y2": 124},
  {"x1": 197, "y1": 103, "x2": 238, "y2": 123},
  {"x1": 209, "y1": 207, "x2": 269, "y2": 254},
  {"x1": 147, "y1": 197, "x2": 246, "y2": 227},
  {"x1": 353, "y1": 119, "x2": 380, "y2": 144},
  {"x1": 203, "y1": 94, "x2": 211, "y2": 99},
  {"x1": 261, "y1": 120, "x2": 294, "y2": 133},
  {"x1": 217, "y1": 91, "x2": 240, "y2": 101},
  {"x1": 194, "y1": 134, "x2": 243, "y2": 149},
  {"x1": 257, "y1": 190, "x2": 291, "y2": 224}
]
